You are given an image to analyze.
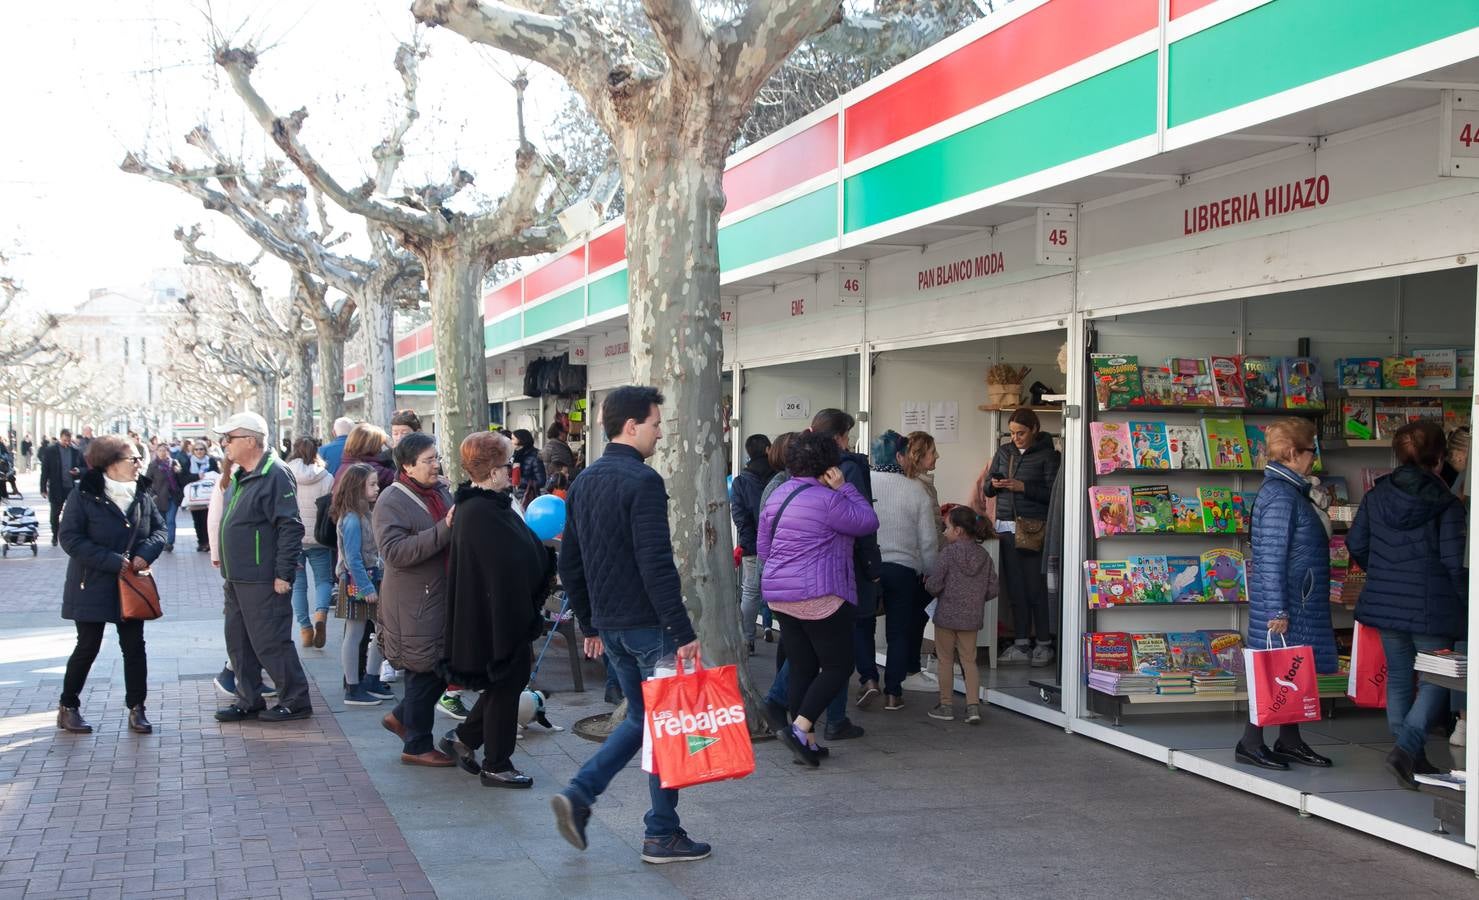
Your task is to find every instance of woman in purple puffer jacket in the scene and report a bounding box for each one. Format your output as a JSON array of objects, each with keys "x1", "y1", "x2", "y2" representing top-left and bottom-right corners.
[{"x1": 758, "y1": 431, "x2": 880, "y2": 767}]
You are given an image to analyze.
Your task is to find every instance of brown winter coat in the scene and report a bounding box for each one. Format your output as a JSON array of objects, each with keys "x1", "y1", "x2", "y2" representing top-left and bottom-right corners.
[
  {"x1": 372, "y1": 480, "x2": 452, "y2": 673},
  {"x1": 923, "y1": 538, "x2": 999, "y2": 632}
]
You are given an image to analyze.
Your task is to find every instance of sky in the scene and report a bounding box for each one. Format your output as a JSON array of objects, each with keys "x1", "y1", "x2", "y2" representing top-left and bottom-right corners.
[{"x1": 0, "y1": 0, "x2": 568, "y2": 316}]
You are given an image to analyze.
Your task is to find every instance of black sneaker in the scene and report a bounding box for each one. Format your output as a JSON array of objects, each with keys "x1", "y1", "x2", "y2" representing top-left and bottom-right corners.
[
  {"x1": 823, "y1": 720, "x2": 865, "y2": 741},
  {"x1": 213, "y1": 667, "x2": 237, "y2": 698},
  {"x1": 214, "y1": 704, "x2": 260, "y2": 723},
  {"x1": 762, "y1": 699, "x2": 789, "y2": 733},
  {"x1": 551, "y1": 791, "x2": 591, "y2": 851},
  {"x1": 640, "y1": 829, "x2": 712, "y2": 864},
  {"x1": 259, "y1": 704, "x2": 312, "y2": 723}
]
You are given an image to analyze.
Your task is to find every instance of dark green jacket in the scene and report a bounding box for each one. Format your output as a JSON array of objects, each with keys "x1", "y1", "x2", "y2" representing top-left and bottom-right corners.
[{"x1": 219, "y1": 452, "x2": 303, "y2": 584}]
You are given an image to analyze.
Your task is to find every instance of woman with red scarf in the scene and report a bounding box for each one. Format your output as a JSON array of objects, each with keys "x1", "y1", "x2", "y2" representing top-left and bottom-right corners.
[{"x1": 373, "y1": 432, "x2": 458, "y2": 766}]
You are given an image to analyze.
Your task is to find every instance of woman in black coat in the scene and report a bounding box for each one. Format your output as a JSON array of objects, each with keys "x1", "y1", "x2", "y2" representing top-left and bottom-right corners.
[
  {"x1": 437, "y1": 431, "x2": 552, "y2": 788},
  {"x1": 58, "y1": 435, "x2": 167, "y2": 735}
]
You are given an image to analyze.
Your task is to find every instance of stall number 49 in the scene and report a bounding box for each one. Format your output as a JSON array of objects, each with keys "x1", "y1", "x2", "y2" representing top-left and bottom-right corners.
[{"x1": 1047, "y1": 228, "x2": 1071, "y2": 246}]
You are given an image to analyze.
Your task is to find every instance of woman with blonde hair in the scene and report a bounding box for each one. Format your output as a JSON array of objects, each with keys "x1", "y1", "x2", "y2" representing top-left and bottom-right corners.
[{"x1": 342, "y1": 424, "x2": 396, "y2": 490}]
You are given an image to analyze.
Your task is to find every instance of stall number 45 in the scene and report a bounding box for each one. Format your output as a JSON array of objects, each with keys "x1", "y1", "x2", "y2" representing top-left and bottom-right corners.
[{"x1": 1047, "y1": 228, "x2": 1071, "y2": 246}]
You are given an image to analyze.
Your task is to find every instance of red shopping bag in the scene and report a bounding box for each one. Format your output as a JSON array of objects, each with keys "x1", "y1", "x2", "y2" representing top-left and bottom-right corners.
[
  {"x1": 1346, "y1": 621, "x2": 1387, "y2": 708},
  {"x1": 640, "y1": 655, "x2": 756, "y2": 790},
  {"x1": 1243, "y1": 634, "x2": 1321, "y2": 726}
]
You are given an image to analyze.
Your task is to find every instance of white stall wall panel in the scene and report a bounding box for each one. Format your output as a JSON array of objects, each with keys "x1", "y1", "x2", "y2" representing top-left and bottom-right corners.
[
  {"x1": 734, "y1": 271, "x2": 863, "y2": 366},
  {"x1": 740, "y1": 357, "x2": 858, "y2": 448},
  {"x1": 505, "y1": 400, "x2": 540, "y2": 434},
  {"x1": 587, "y1": 330, "x2": 631, "y2": 391},
  {"x1": 1400, "y1": 267, "x2": 1479, "y2": 349}
]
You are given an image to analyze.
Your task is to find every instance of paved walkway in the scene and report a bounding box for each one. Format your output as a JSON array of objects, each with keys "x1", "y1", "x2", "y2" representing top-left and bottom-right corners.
[{"x1": 1, "y1": 468, "x2": 1474, "y2": 898}]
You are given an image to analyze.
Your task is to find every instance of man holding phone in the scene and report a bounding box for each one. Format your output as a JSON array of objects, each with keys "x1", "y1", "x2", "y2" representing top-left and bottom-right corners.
[{"x1": 38, "y1": 429, "x2": 85, "y2": 545}]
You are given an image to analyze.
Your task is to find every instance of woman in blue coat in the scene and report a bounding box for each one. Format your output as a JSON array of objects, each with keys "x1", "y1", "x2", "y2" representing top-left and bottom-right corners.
[
  {"x1": 1237, "y1": 418, "x2": 1336, "y2": 771},
  {"x1": 1348, "y1": 421, "x2": 1467, "y2": 788},
  {"x1": 57, "y1": 435, "x2": 167, "y2": 735}
]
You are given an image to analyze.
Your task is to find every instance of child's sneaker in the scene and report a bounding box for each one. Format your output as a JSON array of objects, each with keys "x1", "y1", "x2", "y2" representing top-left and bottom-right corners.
[
  {"x1": 437, "y1": 692, "x2": 470, "y2": 720},
  {"x1": 927, "y1": 702, "x2": 954, "y2": 721},
  {"x1": 380, "y1": 661, "x2": 399, "y2": 683},
  {"x1": 964, "y1": 704, "x2": 982, "y2": 725}
]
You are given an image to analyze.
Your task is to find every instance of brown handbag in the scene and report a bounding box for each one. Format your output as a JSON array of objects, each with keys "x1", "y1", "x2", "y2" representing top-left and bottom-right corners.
[
  {"x1": 118, "y1": 504, "x2": 163, "y2": 621},
  {"x1": 1006, "y1": 451, "x2": 1047, "y2": 553}
]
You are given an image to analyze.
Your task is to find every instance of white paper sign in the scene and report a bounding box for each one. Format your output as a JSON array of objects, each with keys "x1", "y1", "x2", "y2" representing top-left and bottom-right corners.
[
  {"x1": 901, "y1": 401, "x2": 929, "y2": 433},
  {"x1": 776, "y1": 394, "x2": 811, "y2": 420},
  {"x1": 930, "y1": 401, "x2": 959, "y2": 444}
]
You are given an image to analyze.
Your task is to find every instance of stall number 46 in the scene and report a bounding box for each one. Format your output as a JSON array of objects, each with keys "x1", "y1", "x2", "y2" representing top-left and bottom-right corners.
[{"x1": 1047, "y1": 228, "x2": 1071, "y2": 246}]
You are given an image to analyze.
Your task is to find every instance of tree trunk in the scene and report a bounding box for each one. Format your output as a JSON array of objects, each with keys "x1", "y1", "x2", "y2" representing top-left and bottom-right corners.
[
  {"x1": 622, "y1": 139, "x2": 758, "y2": 722},
  {"x1": 292, "y1": 339, "x2": 316, "y2": 441},
  {"x1": 315, "y1": 321, "x2": 345, "y2": 439},
  {"x1": 422, "y1": 240, "x2": 488, "y2": 483},
  {"x1": 359, "y1": 284, "x2": 396, "y2": 429},
  {"x1": 259, "y1": 374, "x2": 280, "y2": 454}
]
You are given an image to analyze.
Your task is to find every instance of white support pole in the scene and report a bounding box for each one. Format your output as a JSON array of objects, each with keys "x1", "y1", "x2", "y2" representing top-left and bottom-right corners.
[
  {"x1": 1060, "y1": 311, "x2": 1088, "y2": 726},
  {"x1": 1465, "y1": 269, "x2": 1478, "y2": 865}
]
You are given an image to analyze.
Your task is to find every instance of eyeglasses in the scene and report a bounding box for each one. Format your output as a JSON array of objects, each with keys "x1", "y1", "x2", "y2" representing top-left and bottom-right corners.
[
  {"x1": 126, "y1": 456, "x2": 143, "y2": 463},
  {"x1": 1296, "y1": 446, "x2": 1317, "y2": 455}
]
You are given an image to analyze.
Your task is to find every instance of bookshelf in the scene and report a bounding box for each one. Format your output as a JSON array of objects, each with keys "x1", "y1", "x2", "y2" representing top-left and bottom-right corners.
[
  {"x1": 1336, "y1": 388, "x2": 1470, "y2": 399},
  {"x1": 977, "y1": 404, "x2": 1063, "y2": 413},
  {"x1": 1096, "y1": 404, "x2": 1326, "y2": 418}
]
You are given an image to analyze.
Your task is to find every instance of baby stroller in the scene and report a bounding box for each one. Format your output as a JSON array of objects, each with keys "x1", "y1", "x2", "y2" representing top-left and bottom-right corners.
[{"x1": 2, "y1": 506, "x2": 39, "y2": 556}]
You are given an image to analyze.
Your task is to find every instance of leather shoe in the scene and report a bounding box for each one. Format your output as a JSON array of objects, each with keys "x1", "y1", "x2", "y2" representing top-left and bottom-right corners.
[
  {"x1": 823, "y1": 720, "x2": 865, "y2": 741},
  {"x1": 1273, "y1": 740, "x2": 1331, "y2": 768},
  {"x1": 401, "y1": 749, "x2": 455, "y2": 767},
  {"x1": 214, "y1": 704, "x2": 261, "y2": 723},
  {"x1": 127, "y1": 705, "x2": 153, "y2": 734},
  {"x1": 1384, "y1": 746, "x2": 1418, "y2": 790},
  {"x1": 382, "y1": 711, "x2": 407, "y2": 740},
  {"x1": 480, "y1": 768, "x2": 534, "y2": 788},
  {"x1": 438, "y1": 730, "x2": 481, "y2": 775},
  {"x1": 57, "y1": 705, "x2": 93, "y2": 734},
  {"x1": 1234, "y1": 744, "x2": 1290, "y2": 770}
]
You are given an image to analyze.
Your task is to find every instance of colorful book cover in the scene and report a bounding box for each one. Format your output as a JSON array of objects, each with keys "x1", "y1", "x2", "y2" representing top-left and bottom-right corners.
[
  {"x1": 1130, "y1": 632, "x2": 1171, "y2": 674},
  {"x1": 1139, "y1": 367, "x2": 1174, "y2": 405},
  {"x1": 1167, "y1": 632, "x2": 1217, "y2": 671},
  {"x1": 1084, "y1": 560, "x2": 1132, "y2": 608},
  {"x1": 1128, "y1": 421, "x2": 1171, "y2": 469},
  {"x1": 1166, "y1": 357, "x2": 1215, "y2": 406},
  {"x1": 1245, "y1": 422, "x2": 1268, "y2": 469},
  {"x1": 1170, "y1": 493, "x2": 1203, "y2": 533},
  {"x1": 1209, "y1": 356, "x2": 1247, "y2": 407},
  {"x1": 1088, "y1": 486, "x2": 1134, "y2": 538},
  {"x1": 1414, "y1": 349, "x2": 1458, "y2": 390},
  {"x1": 1361, "y1": 468, "x2": 1392, "y2": 492},
  {"x1": 1198, "y1": 487, "x2": 1239, "y2": 533},
  {"x1": 1130, "y1": 485, "x2": 1174, "y2": 533},
  {"x1": 1382, "y1": 356, "x2": 1419, "y2": 390},
  {"x1": 1086, "y1": 632, "x2": 1133, "y2": 672},
  {"x1": 1205, "y1": 630, "x2": 1246, "y2": 672},
  {"x1": 1279, "y1": 357, "x2": 1325, "y2": 409},
  {"x1": 1200, "y1": 549, "x2": 1248, "y2": 603},
  {"x1": 1312, "y1": 475, "x2": 1349, "y2": 507},
  {"x1": 1127, "y1": 555, "x2": 1171, "y2": 605},
  {"x1": 1335, "y1": 357, "x2": 1383, "y2": 390},
  {"x1": 1167, "y1": 556, "x2": 1204, "y2": 603},
  {"x1": 1443, "y1": 398, "x2": 1472, "y2": 433},
  {"x1": 1091, "y1": 354, "x2": 1143, "y2": 410},
  {"x1": 1342, "y1": 397, "x2": 1375, "y2": 440},
  {"x1": 1242, "y1": 356, "x2": 1281, "y2": 409},
  {"x1": 1202, "y1": 417, "x2": 1252, "y2": 470},
  {"x1": 1458, "y1": 350, "x2": 1475, "y2": 392},
  {"x1": 1406, "y1": 398, "x2": 1443, "y2": 424},
  {"x1": 1090, "y1": 422, "x2": 1133, "y2": 474},
  {"x1": 1375, "y1": 398, "x2": 1407, "y2": 439},
  {"x1": 1230, "y1": 490, "x2": 1251, "y2": 534},
  {"x1": 1165, "y1": 424, "x2": 1207, "y2": 469}
]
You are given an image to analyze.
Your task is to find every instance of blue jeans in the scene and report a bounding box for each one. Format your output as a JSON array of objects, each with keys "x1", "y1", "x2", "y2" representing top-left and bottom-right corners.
[
  {"x1": 1378, "y1": 629, "x2": 1454, "y2": 757},
  {"x1": 566, "y1": 628, "x2": 681, "y2": 838},
  {"x1": 880, "y1": 563, "x2": 929, "y2": 695},
  {"x1": 291, "y1": 546, "x2": 335, "y2": 630},
  {"x1": 163, "y1": 503, "x2": 178, "y2": 547},
  {"x1": 765, "y1": 660, "x2": 848, "y2": 729}
]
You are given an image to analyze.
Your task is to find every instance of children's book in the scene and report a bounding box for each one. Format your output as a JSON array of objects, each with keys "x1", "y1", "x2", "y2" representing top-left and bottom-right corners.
[
  {"x1": 1198, "y1": 487, "x2": 1239, "y2": 533},
  {"x1": 1342, "y1": 397, "x2": 1375, "y2": 440},
  {"x1": 1209, "y1": 355, "x2": 1247, "y2": 407},
  {"x1": 1202, "y1": 417, "x2": 1252, "y2": 470},
  {"x1": 1167, "y1": 556, "x2": 1204, "y2": 603},
  {"x1": 1336, "y1": 357, "x2": 1383, "y2": 390},
  {"x1": 1443, "y1": 398, "x2": 1472, "y2": 434},
  {"x1": 1167, "y1": 632, "x2": 1217, "y2": 671},
  {"x1": 1127, "y1": 555, "x2": 1171, "y2": 604},
  {"x1": 1085, "y1": 632, "x2": 1133, "y2": 671},
  {"x1": 1230, "y1": 490, "x2": 1251, "y2": 534},
  {"x1": 1090, "y1": 354, "x2": 1142, "y2": 410},
  {"x1": 1375, "y1": 398, "x2": 1407, "y2": 439},
  {"x1": 1165, "y1": 424, "x2": 1208, "y2": 469},
  {"x1": 1361, "y1": 468, "x2": 1392, "y2": 492},
  {"x1": 1311, "y1": 475, "x2": 1349, "y2": 508},
  {"x1": 1279, "y1": 357, "x2": 1325, "y2": 409},
  {"x1": 1458, "y1": 350, "x2": 1475, "y2": 392},
  {"x1": 1088, "y1": 486, "x2": 1134, "y2": 538},
  {"x1": 1170, "y1": 493, "x2": 1203, "y2": 533},
  {"x1": 1406, "y1": 398, "x2": 1443, "y2": 424},
  {"x1": 1382, "y1": 356, "x2": 1419, "y2": 390},
  {"x1": 1139, "y1": 367, "x2": 1174, "y2": 405},
  {"x1": 1200, "y1": 549, "x2": 1248, "y2": 603},
  {"x1": 1090, "y1": 422, "x2": 1133, "y2": 473},
  {"x1": 1130, "y1": 632, "x2": 1171, "y2": 674},
  {"x1": 1166, "y1": 357, "x2": 1215, "y2": 406},
  {"x1": 1414, "y1": 349, "x2": 1458, "y2": 390},
  {"x1": 1244, "y1": 422, "x2": 1268, "y2": 469},
  {"x1": 1204, "y1": 630, "x2": 1246, "y2": 672},
  {"x1": 1242, "y1": 356, "x2": 1281, "y2": 409},
  {"x1": 1128, "y1": 421, "x2": 1171, "y2": 469},
  {"x1": 1130, "y1": 485, "x2": 1174, "y2": 533},
  {"x1": 1084, "y1": 560, "x2": 1131, "y2": 608}
]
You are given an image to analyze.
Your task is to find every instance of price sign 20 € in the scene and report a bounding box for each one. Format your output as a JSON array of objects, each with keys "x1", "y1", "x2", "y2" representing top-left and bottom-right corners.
[{"x1": 1036, "y1": 207, "x2": 1076, "y2": 265}]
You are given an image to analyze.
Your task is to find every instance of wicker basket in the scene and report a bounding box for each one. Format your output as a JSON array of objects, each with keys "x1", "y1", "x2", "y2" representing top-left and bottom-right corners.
[{"x1": 986, "y1": 384, "x2": 1022, "y2": 407}]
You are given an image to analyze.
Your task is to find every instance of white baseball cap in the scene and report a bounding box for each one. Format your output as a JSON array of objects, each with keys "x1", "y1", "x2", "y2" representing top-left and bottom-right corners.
[{"x1": 212, "y1": 411, "x2": 269, "y2": 437}]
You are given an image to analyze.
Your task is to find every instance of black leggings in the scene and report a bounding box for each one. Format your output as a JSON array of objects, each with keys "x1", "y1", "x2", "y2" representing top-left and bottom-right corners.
[
  {"x1": 1000, "y1": 532, "x2": 1052, "y2": 644},
  {"x1": 62, "y1": 620, "x2": 147, "y2": 709},
  {"x1": 457, "y1": 655, "x2": 530, "y2": 772},
  {"x1": 775, "y1": 603, "x2": 856, "y2": 724},
  {"x1": 190, "y1": 508, "x2": 210, "y2": 548}
]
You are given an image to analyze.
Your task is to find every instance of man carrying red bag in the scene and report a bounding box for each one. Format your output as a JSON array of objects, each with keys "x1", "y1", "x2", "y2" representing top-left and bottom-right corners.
[{"x1": 550, "y1": 386, "x2": 711, "y2": 865}]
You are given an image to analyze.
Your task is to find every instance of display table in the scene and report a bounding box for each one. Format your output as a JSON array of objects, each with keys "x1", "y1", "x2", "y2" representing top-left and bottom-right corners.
[{"x1": 1089, "y1": 686, "x2": 1349, "y2": 727}]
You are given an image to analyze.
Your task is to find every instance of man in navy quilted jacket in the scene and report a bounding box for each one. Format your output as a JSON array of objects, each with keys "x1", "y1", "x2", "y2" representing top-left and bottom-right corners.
[{"x1": 551, "y1": 385, "x2": 709, "y2": 865}]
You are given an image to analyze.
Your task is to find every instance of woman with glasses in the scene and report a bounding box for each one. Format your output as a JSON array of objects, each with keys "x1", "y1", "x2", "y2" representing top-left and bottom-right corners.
[
  {"x1": 1236, "y1": 417, "x2": 1337, "y2": 771},
  {"x1": 57, "y1": 435, "x2": 167, "y2": 735}
]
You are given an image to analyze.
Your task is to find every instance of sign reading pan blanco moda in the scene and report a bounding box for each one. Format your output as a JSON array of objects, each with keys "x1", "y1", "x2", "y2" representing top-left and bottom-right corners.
[{"x1": 916, "y1": 252, "x2": 1006, "y2": 291}]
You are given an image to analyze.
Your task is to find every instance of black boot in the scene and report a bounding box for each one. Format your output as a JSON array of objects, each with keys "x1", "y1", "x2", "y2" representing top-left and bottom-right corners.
[
  {"x1": 57, "y1": 705, "x2": 93, "y2": 734},
  {"x1": 1384, "y1": 746, "x2": 1418, "y2": 790},
  {"x1": 127, "y1": 706, "x2": 152, "y2": 734}
]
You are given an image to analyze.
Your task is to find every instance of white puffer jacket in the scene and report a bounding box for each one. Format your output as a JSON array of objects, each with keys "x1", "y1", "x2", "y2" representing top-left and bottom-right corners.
[{"x1": 288, "y1": 459, "x2": 334, "y2": 547}]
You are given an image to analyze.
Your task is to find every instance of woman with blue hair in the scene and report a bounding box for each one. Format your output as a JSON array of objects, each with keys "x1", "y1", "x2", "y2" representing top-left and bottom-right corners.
[{"x1": 871, "y1": 429, "x2": 941, "y2": 710}]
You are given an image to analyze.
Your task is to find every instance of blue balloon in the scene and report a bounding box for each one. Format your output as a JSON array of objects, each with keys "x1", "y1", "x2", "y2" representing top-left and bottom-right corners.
[
  {"x1": 726, "y1": 474, "x2": 734, "y2": 494},
  {"x1": 526, "y1": 494, "x2": 567, "y2": 541}
]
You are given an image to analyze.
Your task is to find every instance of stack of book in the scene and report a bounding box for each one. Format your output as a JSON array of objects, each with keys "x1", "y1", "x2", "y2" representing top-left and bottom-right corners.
[
  {"x1": 1316, "y1": 672, "x2": 1349, "y2": 694},
  {"x1": 1156, "y1": 671, "x2": 1196, "y2": 696},
  {"x1": 1191, "y1": 671, "x2": 1239, "y2": 695},
  {"x1": 1088, "y1": 669, "x2": 1156, "y2": 695},
  {"x1": 1415, "y1": 649, "x2": 1467, "y2": 678}
]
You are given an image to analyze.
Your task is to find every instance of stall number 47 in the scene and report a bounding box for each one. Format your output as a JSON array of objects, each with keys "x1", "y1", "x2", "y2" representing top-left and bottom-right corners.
[{"x1": 1047, "y1": 228, "x2": 1071, "y2": 246}]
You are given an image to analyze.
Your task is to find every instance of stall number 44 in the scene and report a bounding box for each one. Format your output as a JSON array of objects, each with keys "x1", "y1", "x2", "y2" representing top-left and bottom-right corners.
[
  {"x1": 1047, "y1": 228, "x2": 1071, "y2": 246},
  {"x1": 1461, "y1": 123, "x2": 1478, "y2": 147}
]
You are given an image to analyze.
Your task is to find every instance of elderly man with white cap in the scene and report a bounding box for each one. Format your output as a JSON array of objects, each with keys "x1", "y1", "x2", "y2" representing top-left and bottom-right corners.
[{"x1": 210, "y1": 412, "x2": 313, "y2": 723}]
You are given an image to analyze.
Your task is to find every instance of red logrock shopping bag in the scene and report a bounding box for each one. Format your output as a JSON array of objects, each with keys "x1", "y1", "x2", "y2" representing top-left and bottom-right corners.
[
  {"x1": 1243, "y1": 633, "x2": 1321, "y2": 727},
  {"x1": 640, "y1": 655, "x2": 756, "y2": 790},
  {"x1": 1346, "y1": 621, "x2": 1388, "y2": 708}
]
